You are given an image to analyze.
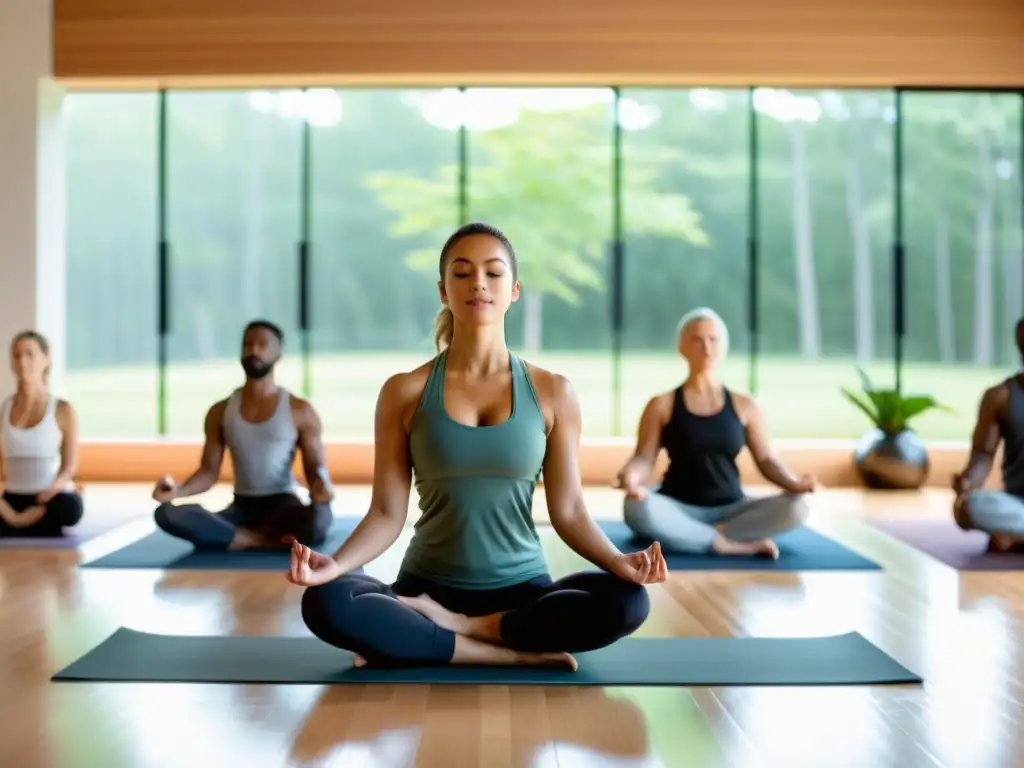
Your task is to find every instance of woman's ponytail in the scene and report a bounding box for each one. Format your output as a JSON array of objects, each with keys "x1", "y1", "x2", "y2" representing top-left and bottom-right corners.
[{"x1": 433, "y1": 303, "x2": 454, "y2": 352}]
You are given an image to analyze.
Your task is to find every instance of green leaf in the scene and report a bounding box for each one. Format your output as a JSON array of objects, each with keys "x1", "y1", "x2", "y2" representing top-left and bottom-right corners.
[
  {"x1": 899, "y1": 395, "x2": 955, "y2": 421},
  {"x1": 864, "y1": 389, "x2": 900, "y2": 426},
  {"x1": 841, "y1": 387, "x2": 880, "y2": 427}
]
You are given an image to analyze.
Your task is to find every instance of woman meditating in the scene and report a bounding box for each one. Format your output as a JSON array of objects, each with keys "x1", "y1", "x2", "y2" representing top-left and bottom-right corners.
[
  {"x1": 614, "y1": 307, "x2": 817, "y2": 559},
  {"x1": 287, "y1": 222, "x2": 665, "y2": 670},
  {"x1": 0, "y1": 330, "x2": 84, "y2": 538}
]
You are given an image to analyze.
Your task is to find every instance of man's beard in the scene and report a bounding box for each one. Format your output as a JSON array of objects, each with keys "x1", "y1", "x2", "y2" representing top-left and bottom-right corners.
[{"x1": 241, "y1": 355, "x2": 274, "y2": 380}]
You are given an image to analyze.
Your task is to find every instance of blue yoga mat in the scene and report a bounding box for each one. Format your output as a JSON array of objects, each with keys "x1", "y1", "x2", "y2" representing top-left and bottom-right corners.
[
  {"x1": 51, "y1": 627, "x2": 921, "y2": 686},
  {"x1": 596, "y1": 520, "x2": 880, "y2": 571},
  {"x1": 80, "y1": 516, "x2": 362, "y2": 571}
]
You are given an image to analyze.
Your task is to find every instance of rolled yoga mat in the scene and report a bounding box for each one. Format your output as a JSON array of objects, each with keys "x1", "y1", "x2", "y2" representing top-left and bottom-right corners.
[
  {"x1": 596, "y1": 520, "x2": 880, "y2": 571},
  {"x1": 52, "y1": 627, "x2": 921, "y2": 687},
  {"x1": 868, "y1": 518, "x2": 1024, "y2": 571},
  {"x1": 79, "y1": 515, "x2": 363, "y2": 571}
]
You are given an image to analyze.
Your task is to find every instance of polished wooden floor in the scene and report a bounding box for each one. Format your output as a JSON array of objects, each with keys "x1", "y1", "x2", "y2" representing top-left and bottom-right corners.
[{"x1": 1, "y1": 484, "x2": 1022, "y2": 768}]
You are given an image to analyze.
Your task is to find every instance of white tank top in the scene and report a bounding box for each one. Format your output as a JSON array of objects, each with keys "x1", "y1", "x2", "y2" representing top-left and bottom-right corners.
[{"x1": 1, "y1": 395, "x2": 64, "y2": 494}]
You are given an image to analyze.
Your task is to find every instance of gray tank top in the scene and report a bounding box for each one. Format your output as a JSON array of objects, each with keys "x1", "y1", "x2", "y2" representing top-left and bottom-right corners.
[
  {"x1": 1001, "y1": 378, "x2": 1024, "y2": 496},
  {"x1": 222, "y1": 387, "x2": 299, "y2": 497}
]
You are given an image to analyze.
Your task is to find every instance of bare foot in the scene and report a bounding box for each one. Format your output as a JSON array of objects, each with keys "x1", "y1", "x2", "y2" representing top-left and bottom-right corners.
[
  {"x1": 521, "y1": 651, "x2": 578, "y2": 671},
  {"x1": 986, "y1": 534, "x2": 1024, "y2": 553},
  {"x1": 953, "y1": 501, "x2": 974, "y2": 531},
  {"x1": 227, "y1": 527, "x2": 276, "y2": 551},
  {"x1": 397, "y1": 594, "x2": 471, "y2": 635},
  {"x1": 349, "y1": 646, "x2": 575, "y2": 671},
  {"x1": 713, "y1": 535, "x2": 780, "y2": 559},
  {"x1": 451, "y1": 634, "x2": 578, "y2": 670}
]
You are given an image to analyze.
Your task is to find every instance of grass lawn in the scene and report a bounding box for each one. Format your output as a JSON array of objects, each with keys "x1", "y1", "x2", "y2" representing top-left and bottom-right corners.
[{"x1": 61, "y1": 351, "x2": 1002, "y2": 442}]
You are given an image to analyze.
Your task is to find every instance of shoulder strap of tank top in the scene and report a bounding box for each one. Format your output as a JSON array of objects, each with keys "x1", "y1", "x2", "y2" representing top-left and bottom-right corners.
[
  {"x1": 424, "y1": 352, "x2": 447, "y2": 407},
  {"x1": 510, "y1": 354, "x2": 544, "y2": 421},
  {"x1": 45, "y1": 395, "x2": 58, "y2": 420},
  {"x1": 222, "y1": 389, "x2": 241, "y2": 426},
  {"x1": 1006, "y1": 378, "x2": 1023, "y2": 419},
  {"x1": 0, "y1": 396, "x2": 10, "y2": 427},
  {"x1": 672, "y1": 386, "x2": 686, "y2": 417},
  {"x1": 722, "y1": 387, "x2": 736, "y2": 411}
]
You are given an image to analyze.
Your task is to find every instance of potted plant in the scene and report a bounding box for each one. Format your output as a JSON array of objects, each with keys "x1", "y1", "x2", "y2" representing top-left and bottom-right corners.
[{"x1": 841, "y1": 368, "x2": 953, "y2": 490}]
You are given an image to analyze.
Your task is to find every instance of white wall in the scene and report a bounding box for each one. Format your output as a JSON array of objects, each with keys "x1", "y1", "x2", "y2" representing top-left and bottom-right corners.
[{"x1": 0, "y1": 0, "x2": 65, "y2": 397}]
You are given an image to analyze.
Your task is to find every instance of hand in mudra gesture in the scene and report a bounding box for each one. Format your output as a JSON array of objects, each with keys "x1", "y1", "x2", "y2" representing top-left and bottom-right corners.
[
  {"x1": 610, "y1": 541, "x2": 668, "y2": 585},
  {"x1": 287, "y1": 541, "x2": 342, "y2": 587}
]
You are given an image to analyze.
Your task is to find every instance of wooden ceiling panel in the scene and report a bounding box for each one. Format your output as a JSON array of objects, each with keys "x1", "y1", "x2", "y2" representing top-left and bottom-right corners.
[{"x1": 52, "y1": 0, "x2": 1024, "y2": 87}]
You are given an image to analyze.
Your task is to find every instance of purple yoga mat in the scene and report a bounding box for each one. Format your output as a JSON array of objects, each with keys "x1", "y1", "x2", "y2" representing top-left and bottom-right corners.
[
  {"x1": 0, "y1": 510, "x2": 144, "y2": 550},
  {"x1": 869, "y1": 518, "x2": 1024, "y2": 571}
]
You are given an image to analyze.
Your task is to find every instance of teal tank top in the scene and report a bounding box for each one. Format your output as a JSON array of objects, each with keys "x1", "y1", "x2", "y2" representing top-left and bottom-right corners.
[{"x1": 399, "y1": 351, "x2": 551, "y2": 590}]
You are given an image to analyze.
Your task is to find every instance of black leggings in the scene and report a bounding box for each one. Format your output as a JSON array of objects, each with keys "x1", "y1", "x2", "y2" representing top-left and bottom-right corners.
[
  {"x1": 154, "y1": 493, "x2": 332, "y2": 550},
  {"x1": 0, "y1": 491, "x2": 85, "y2": 538},
  {"x1": 300, "y1": 569, "x2": 651, "y2": 665}
]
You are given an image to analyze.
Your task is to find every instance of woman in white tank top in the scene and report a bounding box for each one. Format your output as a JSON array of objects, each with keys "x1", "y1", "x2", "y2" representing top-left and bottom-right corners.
[{"x1": 0, "y1": 331, "x2": 84, "y2": 538}]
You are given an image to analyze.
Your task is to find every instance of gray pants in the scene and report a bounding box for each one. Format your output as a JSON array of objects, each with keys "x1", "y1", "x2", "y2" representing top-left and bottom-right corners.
[
  {"x1": 962, "y1": 490, "x2": 1024, "y2": 537},
  {"x1": 623, "y1": 490, "x2": 811, "y2": 554}
]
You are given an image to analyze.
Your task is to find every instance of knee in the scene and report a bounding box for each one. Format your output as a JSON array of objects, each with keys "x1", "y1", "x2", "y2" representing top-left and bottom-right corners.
[
  {"x1": 619, "y1": 581, "x2": 651, "y2": 634},
  {"x1": 622, "y1": 495, "x2": 650, "y2": 528},
  {"x1": 299, "y1": 576, "x2": 357, "y2": 641},
  {"x1": 304, "y1": 503, "x2": 333, "y2": 545},
  {"x1": 782, "y1": 494, "x2": 812, "y2": 527},
  {"x1": 959, "y1": 490, "x2": 1003, "y2": 530},
  {"x1": 153, "y1": 502, "x2": 176, "y2": 532},
  {"x1": 600, "y1": 576, "x2": 651, "y2": 637},
  {"x1": 300, "y1": 584, "x2": 331, "y2": 635},
  {"x1": 54, "y1": 493, "x2": 85, "y2": 527}
]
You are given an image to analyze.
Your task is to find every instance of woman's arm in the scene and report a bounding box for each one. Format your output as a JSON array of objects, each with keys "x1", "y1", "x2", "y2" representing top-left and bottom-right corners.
[
  {"x1": 614, "y1": 395, "x2": 668, "y2": 491},
  {"x1": 0, "y1": 439, "x2": 14, "y2": 523},
  {"x1": 325, "y1": 372, "x2": 416, "y2": 575},
  {"x1": 48, "y1": 400, "x2": 80, "y2": 494},
  {"x1": 741, "y1": 395, "x2": 812, "y2": 492},
  {"x1": 542, "y1": 374, "x2": 626, "y2": 572}
]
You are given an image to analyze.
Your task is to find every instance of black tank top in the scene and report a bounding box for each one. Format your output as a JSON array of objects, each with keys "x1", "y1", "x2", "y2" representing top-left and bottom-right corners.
[{"x1": 657, "y1": 386, "x2": 746, "y2": 507}]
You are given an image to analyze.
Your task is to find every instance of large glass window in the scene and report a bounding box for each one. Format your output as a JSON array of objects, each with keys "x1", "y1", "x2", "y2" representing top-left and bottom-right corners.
[
  {"x1": 619, "y1": 88, "x2": 748, "y2": 438},
  {"x1": 756, "y1": 89, "x2": 895, "y2": 438},
  {"x1": 61, "y1": 86, "x2": 1024, "y2": 444},
  {"x1": 310, "y1": 89, "x2": 459, "y2": 438},
  {"x1": 165, "y1": 90, "x2": 305, "y2": 437},
  {"x1": 463, "y1": 88, "x2": 616, "y2": 435},
  {"x1": 902, "y1": 91, "x2": 1024, "y2": 440},
  {"x1": 63, "y1": 92, "x2": 160, "y2": 438}
]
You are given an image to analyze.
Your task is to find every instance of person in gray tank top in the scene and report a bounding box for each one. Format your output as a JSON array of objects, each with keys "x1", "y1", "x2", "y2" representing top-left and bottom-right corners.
[
  {"x1": 284, "y1": 223, "x2": 665, "y2": 673},
  {"x1": 151, "y1": 320, "x2": 335, "y2": 551},
  {"x1": 953, "y1": 318, "x2": 1024, "y2": 553}
]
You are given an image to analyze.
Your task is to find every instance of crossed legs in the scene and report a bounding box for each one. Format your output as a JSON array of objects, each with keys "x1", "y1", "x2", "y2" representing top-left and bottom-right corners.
[
  {"x1": 0, "y1": 491, "x2": 85, "y2": 538},
  {"x1": 301, "y1": 570, "x2": 651, "y2": 669},
  {"x1": 624, "y1": 490, "x2": 811, "y2": 557},
  {"x1": 957, "y1": 489, "x2": 1024, "y2": 552},
  {"x1": 155, "y1": 493, "x2": 333, "y2": 551}
]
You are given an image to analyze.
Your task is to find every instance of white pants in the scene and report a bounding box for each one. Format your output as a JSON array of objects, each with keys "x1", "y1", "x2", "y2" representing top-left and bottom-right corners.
[
  {"x1": 962, "y1": 490, "x2": 1024, "y2": 536},
  {"x1": 624, "y1": 491, "x2": 811, "y2": 553}
]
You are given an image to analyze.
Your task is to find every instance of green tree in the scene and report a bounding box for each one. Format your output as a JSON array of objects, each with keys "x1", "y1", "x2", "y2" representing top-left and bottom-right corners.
[{"x1": 363, "y1": 104, "x2": 708, "y2": 350}]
